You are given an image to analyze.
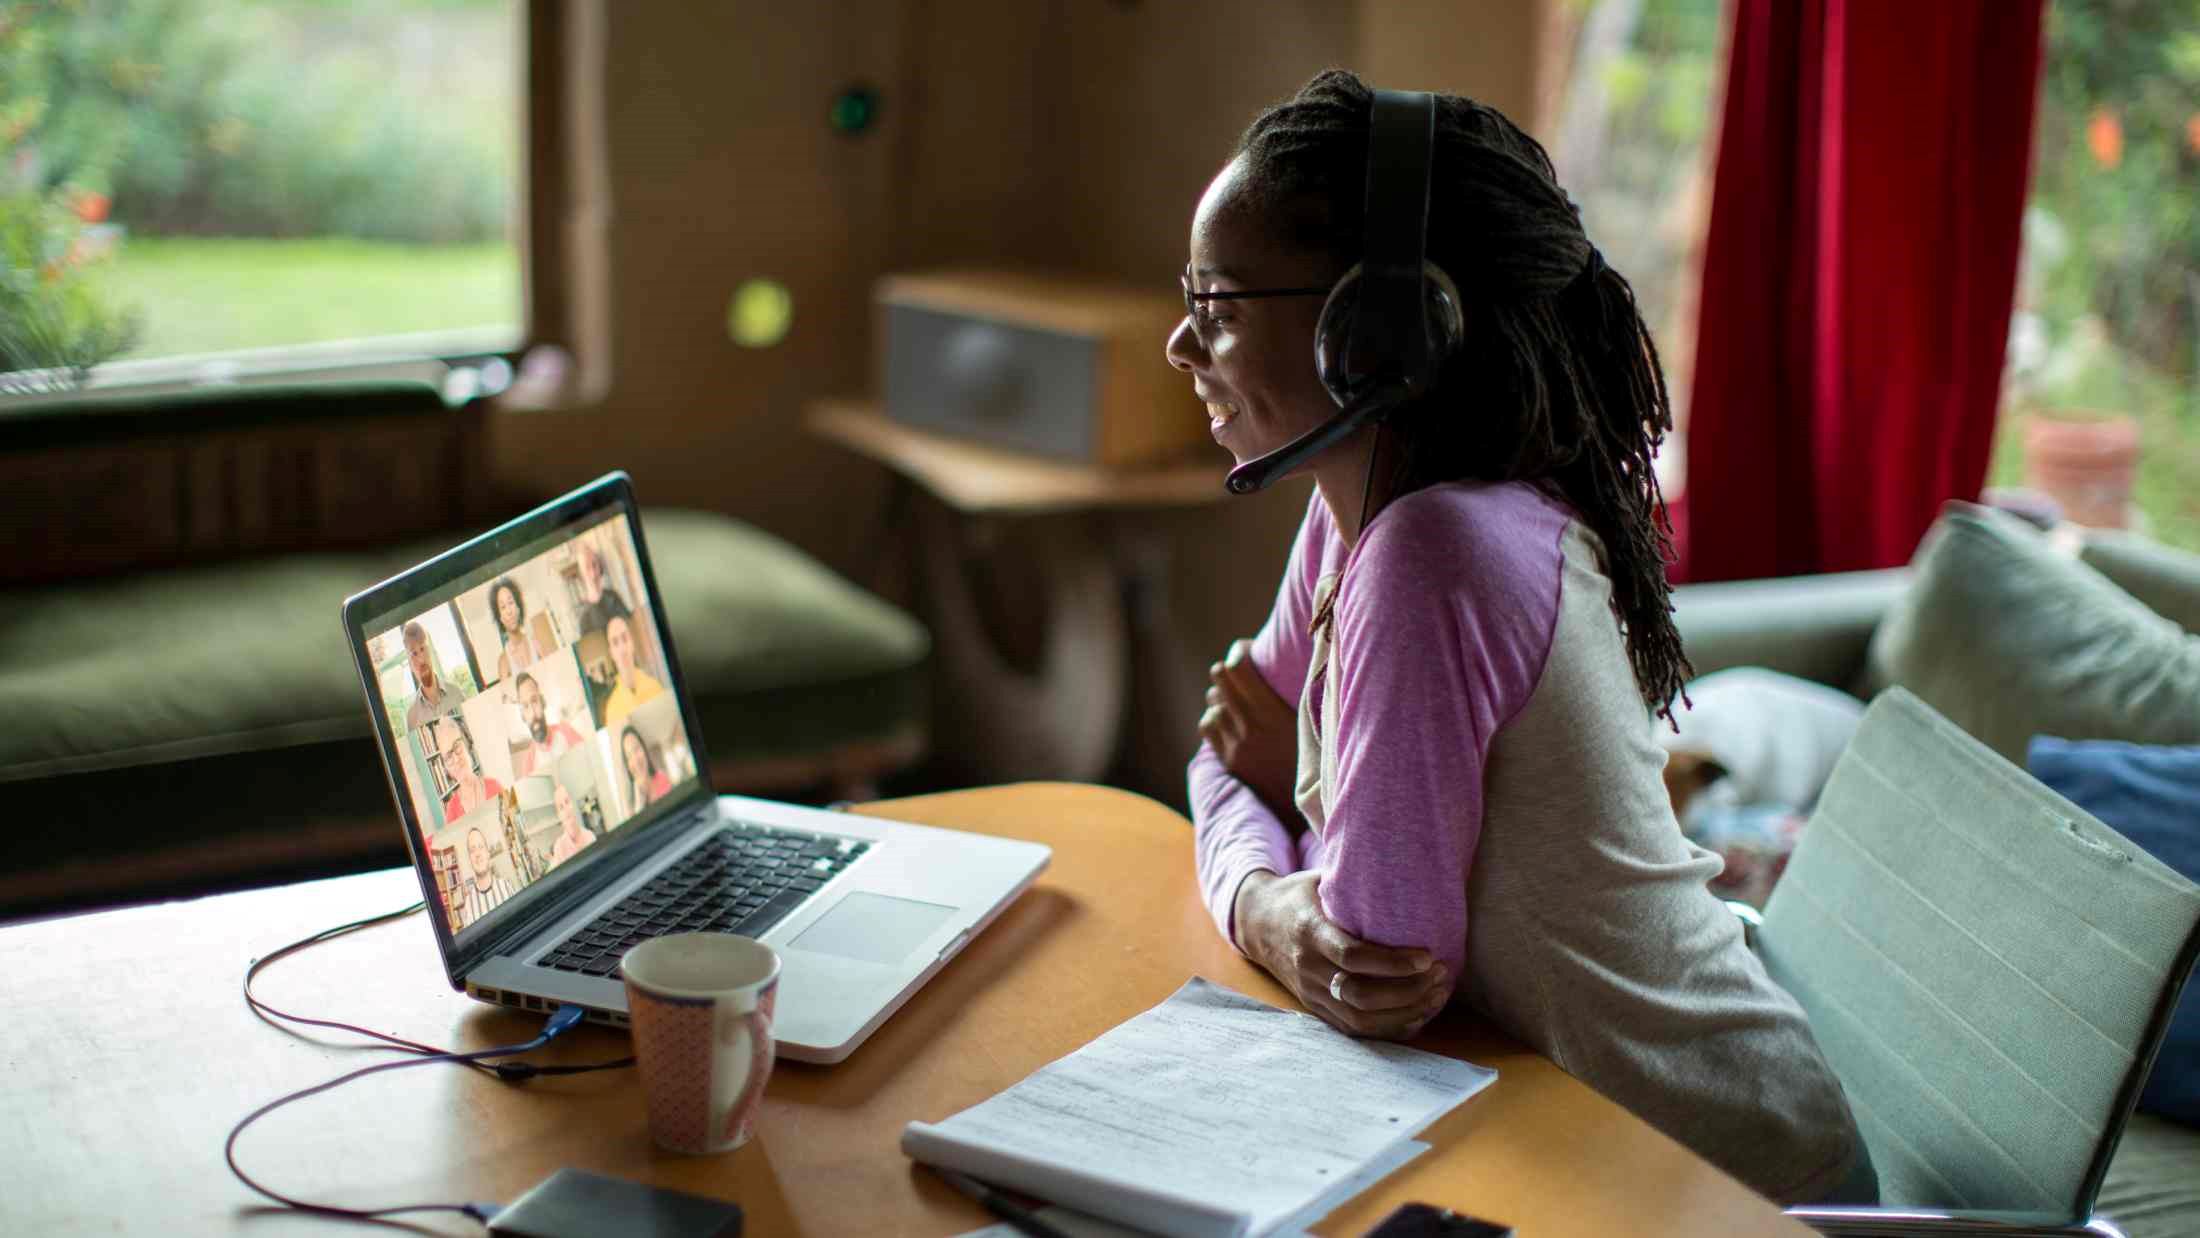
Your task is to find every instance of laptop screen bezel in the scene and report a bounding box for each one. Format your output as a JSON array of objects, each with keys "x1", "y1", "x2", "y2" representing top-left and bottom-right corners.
[{"x1": 339, "y1": 470, "x2": 718, "y2": 986}]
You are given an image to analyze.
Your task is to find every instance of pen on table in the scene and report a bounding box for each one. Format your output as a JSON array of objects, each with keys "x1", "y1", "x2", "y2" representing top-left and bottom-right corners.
[{"x1": 930, "y1": 1166, "x2": 1076, "y2": 1238}]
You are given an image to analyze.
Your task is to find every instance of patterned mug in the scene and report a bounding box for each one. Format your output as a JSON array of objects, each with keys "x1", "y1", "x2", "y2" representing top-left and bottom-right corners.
[{"x1": 621, "y1": 932, "x2": 781, "y2": 1155}]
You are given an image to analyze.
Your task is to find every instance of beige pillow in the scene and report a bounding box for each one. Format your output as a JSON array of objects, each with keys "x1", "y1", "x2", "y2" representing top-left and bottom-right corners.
[{"x1": 1864, "y1": 503, "x2": 2200, "y2": 764}]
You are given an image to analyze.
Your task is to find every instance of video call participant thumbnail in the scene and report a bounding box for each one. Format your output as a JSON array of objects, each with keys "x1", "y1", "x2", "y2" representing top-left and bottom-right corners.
[
  {"x1": 546, "y1": 779, "x2": 595, "y2": 869},
  {"x1": 599, "y1": 614, "x2": 664, "y2": 730},
  {"x1": 436, "y1": 720, "x2": 503, "y2": 823},
  {"x1": 512, "y1": 671, "x2": 585, "y2": 778},
  {"x1": 618, "y1": 724, "x2": 672, "y2": 815},
  {"x1": 489, "y1": 576, "x2": 544, "y2": 680},
  {"x1": 454, "y1": 823, "x2": 519, "y2": 929},
  {"x1": 403, "y1": 620, "x2": 462, "y2": 731},
  {"x1": 575, "y1": 540, "x2": 631, "y2": 638}
]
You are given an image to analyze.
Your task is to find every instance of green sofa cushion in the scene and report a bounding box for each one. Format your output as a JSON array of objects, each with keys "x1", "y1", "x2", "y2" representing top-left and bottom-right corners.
[
  {"x1": 640, "y1": 510, "x2": 927, "y2": 698},
  {"x1": 0, "y1": 508, "x2": 927, "y2": 783},
  {"x1": 1863, "y1": 504, "x2": 2200, "y2": 765}
]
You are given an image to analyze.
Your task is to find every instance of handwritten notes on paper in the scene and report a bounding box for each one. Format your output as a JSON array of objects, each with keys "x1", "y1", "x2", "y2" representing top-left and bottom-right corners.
[{"x1": 904, "y1": 977, "x2": 1498, "y2": 1238}]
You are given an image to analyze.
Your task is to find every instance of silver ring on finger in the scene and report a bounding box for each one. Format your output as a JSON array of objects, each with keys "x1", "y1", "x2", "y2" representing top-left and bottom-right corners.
[{"x1": 1329, "y1": 969, "x2": 1345, "y2": 1003}]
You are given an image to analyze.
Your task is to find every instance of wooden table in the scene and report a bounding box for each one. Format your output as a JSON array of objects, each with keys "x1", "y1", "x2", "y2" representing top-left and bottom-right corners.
[{"x1": 4, "y1": 784, "x2": 1809, "y2": 1237}]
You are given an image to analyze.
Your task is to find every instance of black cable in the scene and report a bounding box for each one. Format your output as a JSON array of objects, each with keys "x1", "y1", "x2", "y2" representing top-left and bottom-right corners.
[
  {"x1": 225, "y1": 1004, "x2": 585, "y2": 1224},
  {"x1": 232, "y1": 901, "x2": 637, "y2": 1224},
  {"x1": 243, "y1": 901, "x2": 634, "y2": 1081},
  {"x1": 1357, "y1": 418, "x2": 1384, "y2": 539}
]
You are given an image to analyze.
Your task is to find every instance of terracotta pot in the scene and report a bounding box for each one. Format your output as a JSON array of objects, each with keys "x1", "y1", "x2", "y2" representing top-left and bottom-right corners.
[{"x1": 2021, "y1": 411, "x2": 2140, "y2": 529}]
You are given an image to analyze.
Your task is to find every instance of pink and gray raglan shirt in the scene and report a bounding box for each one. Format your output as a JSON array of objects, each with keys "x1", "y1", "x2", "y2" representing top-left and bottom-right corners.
[{"x1": 1187, "y1": 480, "x2": 1866, "y2": 1204}]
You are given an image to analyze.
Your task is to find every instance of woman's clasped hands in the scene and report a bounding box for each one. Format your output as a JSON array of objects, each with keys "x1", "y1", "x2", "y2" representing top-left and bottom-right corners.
[
  {"x1": 1234, "y1": 871, "x2": 1450, "y2": 1041},
  {"x1": 1199, "y1": 638, "x2": 1298, "y2": 820}
]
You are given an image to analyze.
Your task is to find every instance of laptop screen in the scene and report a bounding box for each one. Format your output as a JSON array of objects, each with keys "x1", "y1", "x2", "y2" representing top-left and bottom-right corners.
[{"x1": 356, "y1": 504, "x2": 702, "y2": 944}]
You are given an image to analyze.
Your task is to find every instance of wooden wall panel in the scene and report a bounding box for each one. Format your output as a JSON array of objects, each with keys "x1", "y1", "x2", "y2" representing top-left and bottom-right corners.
[
  {"x1": 1359, "y1": 0, "x2": 1555, "y2": 136},
  {"x1": 497, "y1": 0, "x2": 916, "y2": 570},
  {"x1": 1051, "y1": 2, "x2": 1359, "y2": 281},
  {"x1": 886, "y1": 0, "x2": 1069, "y2": 273}
]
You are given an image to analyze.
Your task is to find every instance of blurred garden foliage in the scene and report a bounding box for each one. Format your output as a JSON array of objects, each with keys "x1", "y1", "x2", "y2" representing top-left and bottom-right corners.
[
  {"x1": 4, "y1": 0, "x2": 512, "y2": 244},
  {"x1": 2, "y1": 0, "x2": 516, "y2": 379},
  {"x1": 0, "y1": 191, "x2": 139, "y2": 389},
  {"x1": 1551, "y1": 0, "x2": 1724, "y2": 427},
  {"x1": 1994, "y1": 0, "x2": 2200, "y2": 551},
  {"x1": 1, "y1": 1, "x2": 141, "y2": 386},
  {"x1": 2009, "y1": 0, "x2": 2200, "y2": 414}
]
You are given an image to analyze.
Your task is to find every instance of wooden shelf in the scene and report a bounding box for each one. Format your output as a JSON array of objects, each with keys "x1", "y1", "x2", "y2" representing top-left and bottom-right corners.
[{"x1": 806, "y1": 400, "x2": 1228, "y2": 517}]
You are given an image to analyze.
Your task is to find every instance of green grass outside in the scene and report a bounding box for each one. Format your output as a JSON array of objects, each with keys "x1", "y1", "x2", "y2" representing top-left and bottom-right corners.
[{"x1": 93, "y1": 236, "x2": 520, "y2": 361}]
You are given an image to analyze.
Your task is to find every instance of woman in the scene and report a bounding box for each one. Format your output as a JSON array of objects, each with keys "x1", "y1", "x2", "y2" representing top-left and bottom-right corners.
[
  {"x1": 546, "y1": 779, "x2": 596, "y2": 868},
  {"x1": 1175, "y1": 72, "x2": 1871, "y2": 1206},
  {"x1": 599, "y1": 614, "x2": 664, "y2": 730},
  {"x1": 436, "y1": 720, "x2": 501, "y2": 823},
  {"x1": 489, "y1": 577, "x2": 538, "y2": 680},
  {"x1": 620, "y1": 725, "x2": 671, "y2": 813}
]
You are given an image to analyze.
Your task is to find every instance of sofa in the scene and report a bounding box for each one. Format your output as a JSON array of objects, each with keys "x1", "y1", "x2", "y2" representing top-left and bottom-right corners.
[
  {"x1": 1669, "y1": 503, "x2": 2200, "y2": 1237},
  {"x1": 0, "y1": 382, "x2": 931, "y2": 920}
]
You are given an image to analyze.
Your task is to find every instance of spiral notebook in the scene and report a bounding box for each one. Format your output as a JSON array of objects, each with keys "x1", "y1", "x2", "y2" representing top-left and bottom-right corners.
[{"x1": 903, "y1": 978, "x2": 1498, "y2": 1238}]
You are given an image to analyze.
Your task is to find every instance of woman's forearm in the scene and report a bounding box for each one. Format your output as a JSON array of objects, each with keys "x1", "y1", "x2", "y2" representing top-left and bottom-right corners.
[
  {"x1": 1230, "y1": 869, "x2": 1279, "y2": 969},
  {"x1": 1188, "y1": 740, "x2": 1299, "y2": 952}
]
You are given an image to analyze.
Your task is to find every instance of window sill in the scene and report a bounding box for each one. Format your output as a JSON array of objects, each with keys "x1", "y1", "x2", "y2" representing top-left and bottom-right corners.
[{"x1": 0, "y1": 325, "x2": 524, "y2": 410}]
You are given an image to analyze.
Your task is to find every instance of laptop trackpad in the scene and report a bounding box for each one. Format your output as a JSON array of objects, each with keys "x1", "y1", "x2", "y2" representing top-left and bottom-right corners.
[{"x1": 788, "y1": 891, "x2": 959, "y2": 965}]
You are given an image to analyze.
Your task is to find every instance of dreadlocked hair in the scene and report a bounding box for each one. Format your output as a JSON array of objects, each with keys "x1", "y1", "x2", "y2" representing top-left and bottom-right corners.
[{"x1": 1235, "y1": 68, "x2": 1693, "y2": 725}]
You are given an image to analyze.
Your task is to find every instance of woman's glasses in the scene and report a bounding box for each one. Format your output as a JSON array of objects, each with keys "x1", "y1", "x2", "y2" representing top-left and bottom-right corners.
[{"x1": 1181, "y1": 267, "x2": 1331, "y2": 346}]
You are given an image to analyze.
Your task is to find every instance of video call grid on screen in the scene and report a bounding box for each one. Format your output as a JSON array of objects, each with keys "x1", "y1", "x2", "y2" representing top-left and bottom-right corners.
[{"x1": 359, "y1": 509, "x2": 701, "y2": 942}]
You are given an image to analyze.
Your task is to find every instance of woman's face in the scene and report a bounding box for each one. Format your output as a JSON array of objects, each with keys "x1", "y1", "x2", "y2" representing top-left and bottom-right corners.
[
  {"x1": 624, "y1": 733, "x2": 648, "y2": 783},
  {"x1": 555, "y1": 782, "x2": 579, "y2": 833},
  {"x1": 442, "y1": 731, "x2": 472, "y2": 786},
  {"x1": 607, "y1": 617, "x2": 636, "y2": 675},
  {"x1": 1164, "y1": 156, "x2": 1342, "y2": 472},
  {"x1": 496, "y1": 587, "x2": 520, "y2": 633}
]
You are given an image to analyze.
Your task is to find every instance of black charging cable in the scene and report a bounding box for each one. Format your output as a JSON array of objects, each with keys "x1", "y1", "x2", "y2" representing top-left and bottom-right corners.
[
  {"x1": 230, "y1": 900, "x2": 636, "y2": 1225},
  {"x1": 242, "y1": 900, "x2": 635, "y2": 1082}
]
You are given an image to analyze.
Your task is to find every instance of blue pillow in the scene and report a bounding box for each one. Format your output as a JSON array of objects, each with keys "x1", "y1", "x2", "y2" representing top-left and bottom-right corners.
[{"x1": 2027, "y1": 737, "x2": 2200, "y2": 1127}]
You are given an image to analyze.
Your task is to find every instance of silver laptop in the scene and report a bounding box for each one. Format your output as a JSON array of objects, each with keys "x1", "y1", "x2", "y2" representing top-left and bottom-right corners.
[{"x1": 341, "y1": 471, "x2": 1047, "y2": 1063}]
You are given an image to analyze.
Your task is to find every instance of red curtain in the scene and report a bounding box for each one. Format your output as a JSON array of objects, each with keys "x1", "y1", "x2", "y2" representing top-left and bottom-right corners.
[{"x1": 1679, "y1": 0, "x2": 2045, "y2": 581}]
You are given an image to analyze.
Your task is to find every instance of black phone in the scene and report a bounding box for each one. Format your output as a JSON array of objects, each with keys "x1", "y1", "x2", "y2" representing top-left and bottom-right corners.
[{"x1": 1362, "y1": 1201, "x2": 1513, "y2": 1238}]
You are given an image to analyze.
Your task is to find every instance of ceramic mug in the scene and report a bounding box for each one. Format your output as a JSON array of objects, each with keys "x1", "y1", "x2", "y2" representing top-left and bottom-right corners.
[{"x1": 621, "y1": 932, "x2": 781, "y2": 1155}]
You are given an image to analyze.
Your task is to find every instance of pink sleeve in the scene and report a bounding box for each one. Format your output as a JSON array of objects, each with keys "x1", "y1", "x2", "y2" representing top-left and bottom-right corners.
[
  {"x1": 1186, "y1": 492, "x2": 1330, "y2": 951},
  {"x1": 1314, "y1": 490, "x2": 1562, "y2": 995}
]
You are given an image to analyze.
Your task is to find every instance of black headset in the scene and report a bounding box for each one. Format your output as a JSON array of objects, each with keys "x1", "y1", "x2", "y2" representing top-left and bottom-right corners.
[{"x1": 1225, "y1": 88, "x2": 1467, "y2": 496}]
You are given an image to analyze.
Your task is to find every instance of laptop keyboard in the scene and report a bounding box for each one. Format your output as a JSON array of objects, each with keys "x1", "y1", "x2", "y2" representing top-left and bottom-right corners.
[{"x1": 537, "y1": 823, "x2": 870, "y2": 978}]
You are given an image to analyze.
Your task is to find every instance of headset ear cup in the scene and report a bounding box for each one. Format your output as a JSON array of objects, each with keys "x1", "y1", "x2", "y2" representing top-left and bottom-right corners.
[
  {"x1": 1314, "y1": 263, "x2": 1363, "y2": 406},
  {"x1": 1423, "y1": 261, "x2": 1466, "y2": 367},
  {"x1": 1316, "y1": 261, "x2": 1464, "y2": 405}
]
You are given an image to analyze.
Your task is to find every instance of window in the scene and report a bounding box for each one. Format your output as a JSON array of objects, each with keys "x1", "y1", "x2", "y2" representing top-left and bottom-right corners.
[
  {"x1": 1994, "y1": 0, "x2": 2200, "y2": 552},
  {"x1": 1, "y1": 0, "x2": 521, "y2": 396},
  {"x1": 1547, "y1": 0, "x2": 1728, "y2": 497}
]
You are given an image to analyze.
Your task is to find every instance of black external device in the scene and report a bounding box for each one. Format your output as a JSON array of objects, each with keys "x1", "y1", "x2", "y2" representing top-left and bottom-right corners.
[
  {"x1": 487, "y1": 1168, "x2": 744, "y2": 1238},
  {"x1": 1362, "y1": 1200, "x2": 1514, "y2": 1238}
]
